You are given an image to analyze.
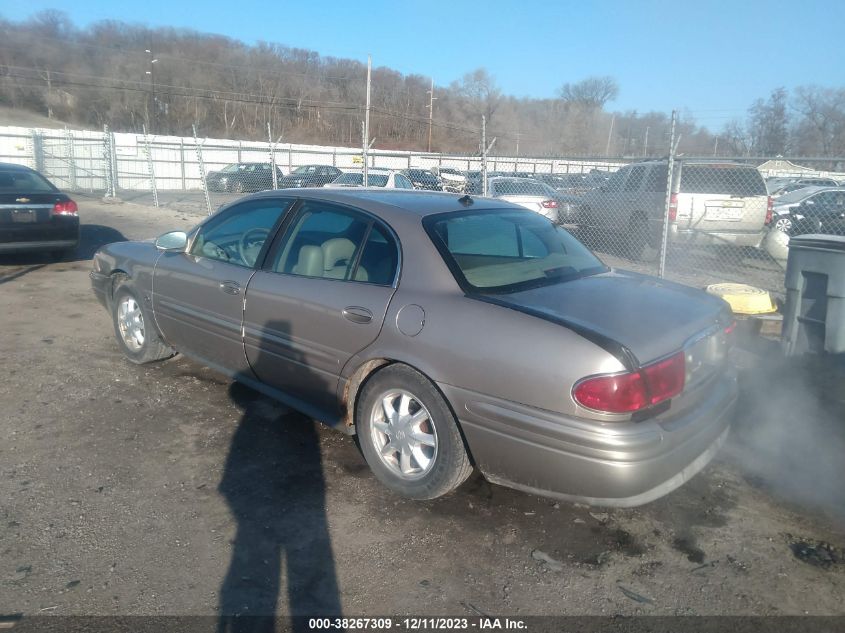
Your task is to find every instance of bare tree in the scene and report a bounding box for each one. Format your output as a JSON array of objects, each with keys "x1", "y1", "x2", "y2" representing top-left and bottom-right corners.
[
  {"x1": 559, "y1": 76, "x2": 619, "y2": 109},
  {"x1": 748, "y1": 88, "x2": 790, "y2": 155}
]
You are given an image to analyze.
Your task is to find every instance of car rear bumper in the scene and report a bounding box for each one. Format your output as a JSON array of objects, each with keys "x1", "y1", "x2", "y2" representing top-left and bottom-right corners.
[
  {"x1": 0, "y1": 219, "x2": 80, "y2": 253},
  {"x1": 439, "y1": 372, "x2": 736, "y2": 507},
  {"x1": 671, "y1": 225, "x2": 766, "y2": 248}
]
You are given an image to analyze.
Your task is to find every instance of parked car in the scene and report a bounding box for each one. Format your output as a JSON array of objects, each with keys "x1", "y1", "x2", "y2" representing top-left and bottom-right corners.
[
  {"x1": 533, "y1": 173, "x2": 602, "y2": 195},
  {"x1": 580, "y1": 160, "x2": 772, "y2": 261},
  {"x1": 771, "y1": 186, "x2": 834, "y2": 232},
  {"x1": 205, "y1": 162, "x2": 285, "y2": 193},
  {"x1": 771, "y1": 178, "x2": 840, "y2": 197},
  {"x1": 324, "y1": 169, "x2": 414, "y2": 189},
  {"x1": 0, "y1": 162, "x2": 79, "y2": 258},
  {"x1": 402, "y1": 168, "x2": 442, "y2": 191},
  {"x1": 486, "y1": 177, "x2": 561, "y2": 222},
  {"x1": 277, "y1": 164, "x2": 342, "y2": 189},
  {"x1": 787, "y1": 188, "x2": 845, "y2": 237},
  {"x1": 91, "y1": 189, "x2": 736, "y2": 506},
  {"x1": 430, "y1": 166, "x2": 467, "y2": 193}
]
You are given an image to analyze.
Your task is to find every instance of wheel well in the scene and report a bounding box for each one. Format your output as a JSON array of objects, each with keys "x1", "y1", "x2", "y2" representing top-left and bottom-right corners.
[
  {"x1": 341, "y1": 358, "x2": 393, "y2": 429},
  {"x1": 108, "y1": 270, "x2": 130, "y2": 306},
  {"x1": 341, "y1": 359, "x2": 476, "y2": 466}
]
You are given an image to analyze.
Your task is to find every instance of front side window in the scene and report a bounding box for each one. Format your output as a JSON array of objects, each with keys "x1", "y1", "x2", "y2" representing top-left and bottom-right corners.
[
  {"x1": 425, "y1": 209, "x2": 606, "y2": 293},
  {"x1": 190, "y1": 200, "x2": 291, "y2": 267},
  {"x1": 272, "y1": 202, "x2": 398, "y2": 285},
  {"x1": 603, "y1": 167, "x2": 628, "y2": 192}
]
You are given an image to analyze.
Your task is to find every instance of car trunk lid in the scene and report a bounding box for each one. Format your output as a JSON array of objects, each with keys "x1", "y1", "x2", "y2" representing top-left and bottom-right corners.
[
  {"x1": 480, "y1": 269, "x2": 730, "y2": 367},
  {"x1": 0, "y1": 192, "x2": 64, "y2": 225}
]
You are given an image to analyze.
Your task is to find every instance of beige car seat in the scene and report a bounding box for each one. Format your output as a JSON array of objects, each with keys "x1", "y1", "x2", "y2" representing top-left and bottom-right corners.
[
  {"x1": 321, "y1": 238, "x2": 368, "y2": 281},
  {"x1": 292, "y1": 245, "x2": 324, "y2": 277}
]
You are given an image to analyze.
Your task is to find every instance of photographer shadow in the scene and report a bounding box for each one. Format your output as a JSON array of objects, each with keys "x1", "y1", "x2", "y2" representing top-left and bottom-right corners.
[{"x1": 217, "y1": 319, "x2": 342, "y2": 633}]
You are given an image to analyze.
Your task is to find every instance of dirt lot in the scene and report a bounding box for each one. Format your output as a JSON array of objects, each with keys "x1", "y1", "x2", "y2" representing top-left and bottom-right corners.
[{"x1": 1, "y1": 196, "x2": 844, "y2": 620}]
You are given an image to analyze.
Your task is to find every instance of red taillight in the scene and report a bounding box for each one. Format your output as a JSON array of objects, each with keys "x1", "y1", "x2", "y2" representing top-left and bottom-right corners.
[
  {"x1": 765, "y1": 196, "x2": 773, "y2": 225},
  {"x1": 668, "y1": 193, "x2": 678, "y2": 222},
  {"x1": 573, "y1": 371, "x2": 648, "y2": 414},
  {"x1": 641, "y1": 352, "x2": 685, "y2": 405},
  {"x1": 52, "y1": 200, "x2": 78, "y2": 216},
  {"x1": 573, "y1": 351, "x2": 685, "y2": 414},
  {"x1": 541, "y1": 199, "x2": 558, "y2": 208}
]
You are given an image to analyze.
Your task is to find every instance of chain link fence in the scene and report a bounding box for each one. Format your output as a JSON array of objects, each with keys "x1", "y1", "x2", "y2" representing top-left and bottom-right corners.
[{"x1": 2, "y1": 122, "x2": 844, "y2": 295}]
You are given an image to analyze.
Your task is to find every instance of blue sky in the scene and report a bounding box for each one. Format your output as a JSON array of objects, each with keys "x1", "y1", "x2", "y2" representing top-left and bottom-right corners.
[{"x1": 1, "y1": 0, "x2": 843, "y2": 130}]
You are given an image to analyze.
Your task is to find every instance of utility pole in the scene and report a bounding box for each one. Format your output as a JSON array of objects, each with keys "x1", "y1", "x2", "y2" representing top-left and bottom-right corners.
[
  {"x1": 643, "y1": 126, "x2": 649, "y2": 157},
  {"x1": 605, "y1": 114, "x2": 615, "y2": 155},
  {"x1": 426, "y1": 77, "x2": 436, "y2": 153},
  {"x1": 145, "y1": 41, "x2": 159, "y2": 133},
  {"x1": 480, "y1": 116, "x2": 496, "y2": 196},
  {"x1": 364, "y1": 55, "x2": 371, "y2": 186}
]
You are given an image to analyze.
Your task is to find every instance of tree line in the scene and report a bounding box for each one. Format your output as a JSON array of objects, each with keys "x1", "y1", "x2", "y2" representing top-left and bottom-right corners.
[{"x1": 1, "y1": 11, "x2": 843, "y2": 160}]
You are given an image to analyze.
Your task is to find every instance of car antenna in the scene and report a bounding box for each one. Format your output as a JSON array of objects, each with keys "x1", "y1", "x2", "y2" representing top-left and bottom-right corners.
[{"x1": 458, "y1": 194, "x2": 474, "y2": 206}]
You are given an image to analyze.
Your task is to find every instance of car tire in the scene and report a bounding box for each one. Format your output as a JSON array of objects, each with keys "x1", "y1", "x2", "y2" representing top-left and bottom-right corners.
[
  {"x1": 356, "y1": 364, "x2": 473, "y2": 500},
  {"x1": 774, "y1": 216, "x2": 792, "y2": 233},
  {"x1": 111, "y1": 279, "x2": 174, "y2": 364},
  {"x1": 231, "y1": 181, "x2": 245, "y2": 194}
]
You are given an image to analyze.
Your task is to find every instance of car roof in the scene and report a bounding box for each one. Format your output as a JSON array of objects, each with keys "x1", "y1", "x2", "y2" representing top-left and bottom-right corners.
[
  {"x1": 246, "y1": 188, "x2": 516, "y2": 218},
  {"x1": 0, "y1": 162, "x2": 37, "y2": 173}
]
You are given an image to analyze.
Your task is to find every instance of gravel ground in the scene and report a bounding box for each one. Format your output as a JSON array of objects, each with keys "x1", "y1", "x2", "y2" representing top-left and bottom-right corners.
[{"x1": 0, "y1": 196, "x2": 843, "y2": 620}]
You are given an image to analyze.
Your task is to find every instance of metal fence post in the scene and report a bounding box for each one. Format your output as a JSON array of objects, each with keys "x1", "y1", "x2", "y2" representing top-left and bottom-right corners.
[
  {"x1": 31, "y1": 130, "x2": 45, "y2": 174},
  {"x1": 658, "y1": 110, "x2": 678, "y2": 279},
  {"x1": 179, "y1": 139, "x2": 186, "y2": 191},
  {"x1": 481, "y1": 116, "x2": 488, "y2": 196},
  {"x1": 268, "y1": 122, "x2": 278, "y2": 189},
  {"x1": 193, "y1": 124, "x2": 213, "y2": 216},
  {"x1": 64, "y1": 127, "x2": 77, "y2": 191},
  {"x1": 142, "y1": 125, "x2": 159, "y2": 207},
  {"x1": 102, "y1": 125, "x2": 115, "y2": 198}
]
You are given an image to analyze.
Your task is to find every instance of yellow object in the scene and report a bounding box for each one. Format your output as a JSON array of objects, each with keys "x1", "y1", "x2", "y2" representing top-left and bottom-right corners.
[{"x1": 705, "y1": 283, "x2": 777, "y2": 315}]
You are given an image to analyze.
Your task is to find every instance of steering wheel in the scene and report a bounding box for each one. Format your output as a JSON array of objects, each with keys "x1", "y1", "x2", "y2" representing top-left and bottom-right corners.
[{"x1": 238, "y1": 227, "x2": 271, "y2": 267}]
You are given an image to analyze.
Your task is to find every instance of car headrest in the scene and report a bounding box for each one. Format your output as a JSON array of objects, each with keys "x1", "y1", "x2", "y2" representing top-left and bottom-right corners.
[
  {"x1": 293, "y1": 245, "x2": 324, "y2": 277},
  {"x1": 321, "y1": 238, "x2": 356, "y2": 271}
]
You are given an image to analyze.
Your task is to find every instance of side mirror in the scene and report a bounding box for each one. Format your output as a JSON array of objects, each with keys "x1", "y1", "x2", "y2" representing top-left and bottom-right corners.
[{"x1": 155, "y1": 230, "x2": 188, "y2": 251}]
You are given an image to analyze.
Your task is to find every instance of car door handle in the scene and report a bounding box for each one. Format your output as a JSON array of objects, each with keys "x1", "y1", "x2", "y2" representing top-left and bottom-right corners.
[
  {"x1": 219, "y1": 280, "x2": 241, "y2": 295},
  {"x1": 342, "y1": 306, "x2": 373, "y2": 324}
]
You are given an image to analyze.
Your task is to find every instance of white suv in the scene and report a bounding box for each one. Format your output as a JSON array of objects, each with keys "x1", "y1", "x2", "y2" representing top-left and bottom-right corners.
[{"x1": 580, "y1": 160, "x2": 772, "y2": 260}]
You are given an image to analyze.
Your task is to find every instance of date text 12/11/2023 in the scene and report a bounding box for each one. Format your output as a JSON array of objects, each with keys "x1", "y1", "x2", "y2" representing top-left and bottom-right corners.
[{"x1": 307, "y1": 617, "x2": 528, "y2": 630}]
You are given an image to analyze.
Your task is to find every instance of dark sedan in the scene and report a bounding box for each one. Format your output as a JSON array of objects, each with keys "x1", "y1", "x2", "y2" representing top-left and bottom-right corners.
[
  {"x1": 0, "y1": 163, "x2": 79, "y2": 258},
  {"x1": 206, "y1": 162, "x2": 285, "y2": 193},
  {"x1": 277, "y1": 164, "x2": 342, "y2": 189},
  {"x1": 91, "y1": 189, "x2": 736, "y2": 506},
  {"x1": 402, "y1": 169, "x2": 442, "y2": 191},
  {"x1": 789, "y1": 188, "x2": 845, "y2": 237}
]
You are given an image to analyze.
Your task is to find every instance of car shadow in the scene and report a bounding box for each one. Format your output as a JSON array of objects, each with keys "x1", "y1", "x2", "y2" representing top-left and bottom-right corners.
[{"x1": 217, "y1": 319, "x2": 342, "y2": 632}]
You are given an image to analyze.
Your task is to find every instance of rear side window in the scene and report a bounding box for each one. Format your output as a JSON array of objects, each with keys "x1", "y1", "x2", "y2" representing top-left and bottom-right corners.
[
  {"x1": 643, "y1": 166, "x2": 668, "y2": 192},
  {"x1": 679, "y1": 166, "x2": 767, "y2": 196},
  {"x1": 0, "y1": 170, "x2": 57, "y2": 192},
  {"x1": 623, "y1": 166, "x2": 647, "y2": 192}
]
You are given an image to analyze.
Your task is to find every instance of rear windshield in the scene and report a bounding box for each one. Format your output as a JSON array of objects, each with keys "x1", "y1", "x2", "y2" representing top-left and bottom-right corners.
[
  {"x1": 492, "y1": 180, "x2": 550, "y2": 197},
  {"x1": 425, "y1": 209, "x2": 606, "y2": 293},
  {"x1": 679, "y1": 165, "x2": 766, "y2": 196},
  {"x1": 0, "y1": 170, "x2": 57, "y2": 193}
]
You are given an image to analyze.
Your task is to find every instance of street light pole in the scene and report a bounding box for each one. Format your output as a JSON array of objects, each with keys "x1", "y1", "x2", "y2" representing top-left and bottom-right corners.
[
  {"x1": 145, "y1": 43, "x2": 159, "y2": 133},
  {"x1": 426, "y1": 77, "x2": 436, "y2": 153}
]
